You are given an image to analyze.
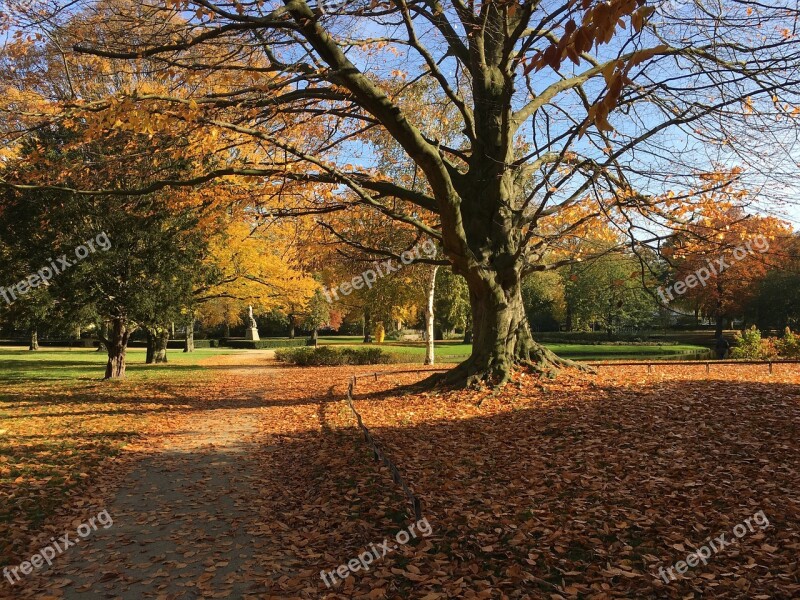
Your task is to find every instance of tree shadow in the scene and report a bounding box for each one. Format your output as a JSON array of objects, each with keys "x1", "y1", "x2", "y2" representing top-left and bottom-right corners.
[{"x1": 9, "y1": 369, "x2": 799, "y2": 599}]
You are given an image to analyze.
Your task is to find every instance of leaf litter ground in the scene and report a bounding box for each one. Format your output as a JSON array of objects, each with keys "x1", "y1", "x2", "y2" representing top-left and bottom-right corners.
[{"x1": 3, "y1": 354, "x2": 798, "y2": 599}]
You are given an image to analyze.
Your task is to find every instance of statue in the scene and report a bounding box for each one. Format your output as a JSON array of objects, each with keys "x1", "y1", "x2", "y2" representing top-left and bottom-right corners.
[
  {"x1": 245, "y1": 305, "x2": 260, "y2": 341},
  {"x1": 248, "y1": 305, "x2": 257, "y2": 328}
]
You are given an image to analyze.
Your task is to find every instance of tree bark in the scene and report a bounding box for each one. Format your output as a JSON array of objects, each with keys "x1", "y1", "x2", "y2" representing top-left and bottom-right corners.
[
  {"x1": 428, "y1": 270, "x2": 589, "y2": 388},
  {"x1": 463, "y1": 327, "x2": 473, "y2": 344},
  {"x1": 145, "y1": 326, "x2": 169, "y2": 364},
  {"x1": 104, "y1": 317, "x2": 130, "y2": 379},
  {"x1": 184, "y1": 318, "x2": 195, "y2": 353},
  {"x1": 29, "y1": 328, "x2": 39, "y2": 351},
  {"x1": 715, "y1": 314, "x2": 725, "y2": 339},
  {"x1": 363, "y1": 306, "x2": 373, "y2": 343},
  {"x1": 424, "y1": 266, "x2": 439, "y2": 365},
  {"x1": 146, "y1": 330, "x2": 155, "y2": 364},
  {"x1": 146, "y1": 326, "x2": 169, "y2": 364}
]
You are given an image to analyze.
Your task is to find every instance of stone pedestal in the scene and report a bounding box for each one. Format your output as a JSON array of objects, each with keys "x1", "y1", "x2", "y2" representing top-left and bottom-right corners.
[{"x1": 245, "y1": 327, "x2": 260, "y2": 341}]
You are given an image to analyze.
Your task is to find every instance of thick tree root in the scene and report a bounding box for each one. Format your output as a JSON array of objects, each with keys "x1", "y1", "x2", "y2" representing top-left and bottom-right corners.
[{"x1": 414, "y1": 343, "x2": 595, "y2": 391}]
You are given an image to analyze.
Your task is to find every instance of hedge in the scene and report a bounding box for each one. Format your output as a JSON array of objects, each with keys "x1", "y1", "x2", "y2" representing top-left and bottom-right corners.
[
  {"x1": 222, "y1": 338, "x2": 312, "y2": 349},
  {"x1": 533, "y1": 332, "x2": 678, "y2": 345},
  {"x1": 127, "y1": 339, "x2": 218, "y2": 349},
  {"x1": 0, "y1": 339, "x2": 98, "y2": 348},
  {"x1": 275, "y1": 346, "x2": 399, "y2": 366}
]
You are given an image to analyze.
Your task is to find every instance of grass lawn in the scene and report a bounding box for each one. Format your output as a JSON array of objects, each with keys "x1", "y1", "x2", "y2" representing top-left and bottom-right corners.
[
  {"x1": 0, "y1": 346, "x2": 240, "y2": 383},
  {"x1": 317, "y1": 336, "x2": 709, "y2": 362}
]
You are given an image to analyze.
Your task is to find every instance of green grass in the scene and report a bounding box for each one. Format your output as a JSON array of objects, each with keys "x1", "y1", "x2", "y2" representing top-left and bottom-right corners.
[
  {"x1": 317, "y1": 337, "x2": 708, "y2": 363},
  {"x1": 0, "y1": 347, "x2": 240, "y2": 384}
]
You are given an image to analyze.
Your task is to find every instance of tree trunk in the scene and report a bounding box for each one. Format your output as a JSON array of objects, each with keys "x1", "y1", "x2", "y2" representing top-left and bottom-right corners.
[
  {"x1": 715, "y1": 314, "x2": 725, "y2": 339},
  {"x1": 146, "y1": 330, "x2": 155, "y2": 364},
  {"x1": 363, "y1": 306, "x2": 373, "y2": 343},
  {"x1": 311, "y1": 328, "x2": 318, "y2": 345},
  {"x1": 104, "y1": 317, "x2": 130, "y2": 379},
  {"x1": 184, "y1": 318, "x2": 195, "y2": 353},
  {"x1": 431, "y1": 272, "x2": 588, "y2": 388},
  {"x1": 463, "y1": 327, "x2": 473, "y2": 344},
  {"x1": 424, "y1": 266, "x2": 439, "y2": 365},
  {"x1": 714, "y1": 278, "x2": 725, "y2": 338},
  {"x1": 146, "y1": 326, "x2": 169, "y2": 364},
  {"x1": 223, "y1": 322, "x2": 230, "y2": 338},
  {"x1": 29, "y1": 328, "x2": 39, "y2": 351},
  {"x1": 288, "y1": 317, "x2": 295, "y2": 339}
]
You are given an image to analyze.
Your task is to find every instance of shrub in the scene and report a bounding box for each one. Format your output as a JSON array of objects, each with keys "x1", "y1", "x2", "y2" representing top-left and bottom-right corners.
[
  {"x1": 776, "y1": 328, "x2": 800, "y2": 358},
  {"x1": 275, "y1": 346, "x2": 398, "y2": 366},
  {"x1": 731, "y1": 326, "x2": 778, "y2": 359}
]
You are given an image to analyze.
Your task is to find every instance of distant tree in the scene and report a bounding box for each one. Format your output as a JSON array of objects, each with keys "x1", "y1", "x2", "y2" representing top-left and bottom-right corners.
[
  {"x1": 744, "y1": 234, "x2": 800, "y2": 330},
  {"x1": 563, "y1": 253, "x2": 658, "y2": 336},
  {"x1": 666, "y1": 206, "x2": 790, "y2": 337},
  {"x1": 433, "y1": 268, "x2": 471, "y2": 341},
  {"x1": 302, "y1": 289, "x2": 331, "y2": 344},
  {"x1": 521, "y1": 271, "x2": 566, "y2": 333}
]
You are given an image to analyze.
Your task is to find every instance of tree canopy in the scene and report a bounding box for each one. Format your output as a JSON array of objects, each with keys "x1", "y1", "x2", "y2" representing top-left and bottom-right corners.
[{"x1": 2, "y1": 0, "x2": 799, "y2": 384}]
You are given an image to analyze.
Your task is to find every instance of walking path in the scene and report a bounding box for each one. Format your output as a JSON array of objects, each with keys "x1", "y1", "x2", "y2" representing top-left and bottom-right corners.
[{"x1": 15, "y1": 352, "x2": 338, "y2": 599}]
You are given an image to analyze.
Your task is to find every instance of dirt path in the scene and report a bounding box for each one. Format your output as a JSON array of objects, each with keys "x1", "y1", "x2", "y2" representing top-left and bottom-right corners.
[{"x1": 15, "y1": 352, "x2": 311, "y2": 599}]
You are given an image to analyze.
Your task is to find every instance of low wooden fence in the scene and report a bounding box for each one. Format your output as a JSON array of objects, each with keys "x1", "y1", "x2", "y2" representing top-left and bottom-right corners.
[
  {"x1": 343, "y1": 369, "x2": 446, "y2": 521},
  {"x1": 586, "y1": 358, "x2": 800, "y2": 374}
]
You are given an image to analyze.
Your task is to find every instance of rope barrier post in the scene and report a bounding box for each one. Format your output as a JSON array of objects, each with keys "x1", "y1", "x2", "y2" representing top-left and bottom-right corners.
[
  {"x1": 706, "y1": 362, "x2": 710, "y2": 374},
  {"x1": 413, "y1": 498, "x2": 422, "y2": 522},
  {"x1": 341, "y1": 369, "x2": 428, "y2": 522},
  {"x1": 647, "y1": 363, "x2": 652, "y2": 373},
  {"x1": 769, "y1": 361, "x2": 773, "y2": 374}
]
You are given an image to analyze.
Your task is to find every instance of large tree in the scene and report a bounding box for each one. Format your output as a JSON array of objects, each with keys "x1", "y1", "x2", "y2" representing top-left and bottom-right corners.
[{"x1": 3, "y1": 0, "x2": 800, "y2": 385}]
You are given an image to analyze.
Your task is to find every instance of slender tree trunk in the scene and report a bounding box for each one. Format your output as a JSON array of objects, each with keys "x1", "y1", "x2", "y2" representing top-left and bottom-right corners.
[
  {"x1": 223, "y1": 322, "x2": 230, "y2": 338},
  {"x1": 29, "y1": 328, "x2": 39, "y2": 351},
  {"x1": 715, "y1": 315, "x2": 725, "y2": 339},
  {"x1": 184, "y1": 318, "x2": 195, "y2": 353},
  {"x1": 463, "y1": 327, "x2": 473, "y2": 344},
  {"x1": 363, "y1": 306, "x2": 373, "y2": 343},
  {"x1": 288, "y1": 315, "x2": 295, "y2": 339},
  {"x1": 104, "y1": 317, "x2": 130, "y2": 379},
  {"x1": 424, "y1": 266, "x2": 439, "y2": 365},
  {"x1": 311, "y1": 328, "x2": 318, "y2": 345},
  {"x1": 714, "y1": 278, "x2": 726, "y2": 338}
]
